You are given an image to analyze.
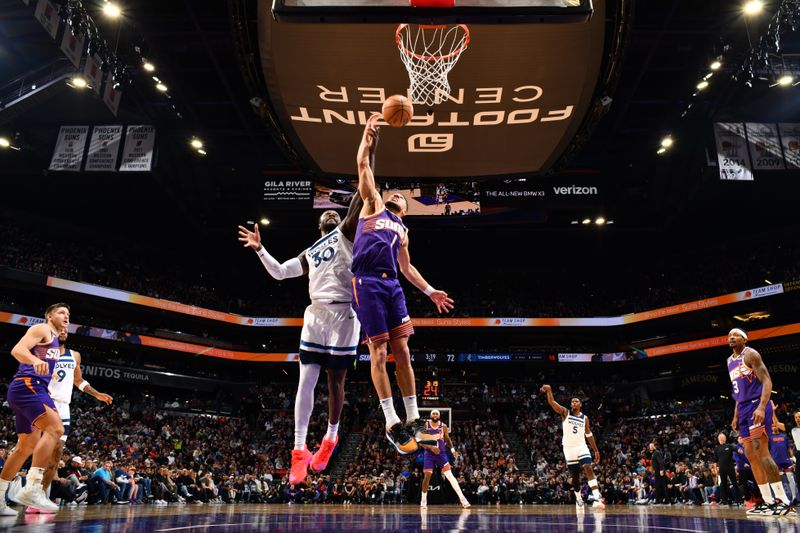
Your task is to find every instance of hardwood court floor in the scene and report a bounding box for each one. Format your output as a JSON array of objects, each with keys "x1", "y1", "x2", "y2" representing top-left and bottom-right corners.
[{"x1": 1, "y1": 503, "x2": 797, "y2": 532}]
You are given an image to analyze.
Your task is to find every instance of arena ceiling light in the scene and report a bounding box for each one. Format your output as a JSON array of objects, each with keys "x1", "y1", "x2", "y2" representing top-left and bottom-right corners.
[
  {"x1": 143, "y1": 61, "x2": 155, "y2": 72},
  {"x1": 710, "y1": 60, "x2": 722, "y2": 71},
  {"x1": 155, "y1": 83, "x2": 168, "y2": 92},
  {"x1": 260, "y1": 218, "x2": 271, "y2": 225},
  {"x1": 657, "y1": 147, "x2": 667, "y2": 155},
  {"x1": 581, "y1": 218, "x2": 591, "y2": 225},
  {"x1": 190, "y1": 138, "x2": 203, "y2": 149},
  {"x1": 743, "y1": 0, "x2": 764, "y2": 15},
  {"x1": 102, "y1": 2, "x2": 122, "y2": 18},
  {"x1": 660, "y1": 136, "x2": 674, "y2": 148},
  {"x1": 67, "y1": 76, "x2": 88, "y2": 89},
  {"x1": 197, "y1": 149, "x2": 207, "y2": 156},
  {"x1": 0, "y1": 137, "x2": 10, "y2": 148},
  {"x1": 595, "y1": 217, "x2": 606, "y2": 225},
  {"x1": 775, "y1": 74, "x2": 794, "y2": 87},
  {"x1": 696, "y1": 80, "x2": 709, "y2": 90}
]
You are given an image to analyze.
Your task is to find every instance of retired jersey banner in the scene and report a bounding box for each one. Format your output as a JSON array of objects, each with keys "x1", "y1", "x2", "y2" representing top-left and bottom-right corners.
[
  {"x1": 59, "y1": 25, "x2": 85, "y2": 69},
  {"x1": 714, "y1": 123, "x2": 754, "y2": 181},
  {"x1": 34, "y1": 0, "x2": 59, "y2": 39},
  {"x1": 49, "y1": 125, "x2": 89, "y2": 171},
  {"x1": 745, "y1": 123, "x2": 785, "y2": 171},
  {"x1": 778, "y1": 123, "x2": 800, "y2": 169},
  {"x1": 119, "y1": 125, "x2": 156, "y2": 172},
  {"x1": 85, "y1": 125, "x2": 123, "y2": 172},
  {"x1": 83, "y1": 53, "x2": 103, "y2": 96}
]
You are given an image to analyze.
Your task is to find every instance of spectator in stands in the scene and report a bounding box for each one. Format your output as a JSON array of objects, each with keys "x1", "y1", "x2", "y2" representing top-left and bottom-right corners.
[{"x1": 91, "y1": 461, "x2": 126, "y2": 504}]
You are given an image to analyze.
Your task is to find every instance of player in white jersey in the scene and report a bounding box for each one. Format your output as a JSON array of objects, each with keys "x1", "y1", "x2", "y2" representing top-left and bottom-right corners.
[
  {"x1": 33, "y1": 332, "x2": 113, "y2": 508},
  {"x1": 239, "y1": 190, "x2": 364, "y2": 486},
  {"x1": 541, "y1": 384, "x2": 604, "y2": 509}
]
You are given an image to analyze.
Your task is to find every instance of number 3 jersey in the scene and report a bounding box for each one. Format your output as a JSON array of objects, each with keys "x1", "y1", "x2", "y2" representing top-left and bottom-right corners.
[
  {"x1": 727, "y1": 348, "x2": 762, "y2": 403},
  {"x1": 305, "y1": 226, "x2": 354, "y2": 303},
  {"x1": 48, "y1": 349, "x2": 76, "y2": 403}
]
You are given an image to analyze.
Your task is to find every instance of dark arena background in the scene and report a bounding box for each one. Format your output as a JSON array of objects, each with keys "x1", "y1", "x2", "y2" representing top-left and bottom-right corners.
[{"x1": 1, "y1": 0, "x2": 800, "y2": 531}]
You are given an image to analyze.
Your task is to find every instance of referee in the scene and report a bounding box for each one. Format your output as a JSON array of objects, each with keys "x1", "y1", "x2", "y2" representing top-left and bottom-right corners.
[{"x1": 713, "y1": 433, "x2": 740, "y2": 506}]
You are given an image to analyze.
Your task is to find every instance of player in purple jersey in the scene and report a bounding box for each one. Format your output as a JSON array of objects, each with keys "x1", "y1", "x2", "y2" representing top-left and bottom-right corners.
[
  {"x1": 769, "y1": 413, "x2": 797, "y2": 505},
  {"x1": 0, "y1": 303, "x2": 69, "y2": 515},
  {"x1": 726, "y1": 328, "x2": 793, "y2": 516},
  {"x1": 418, "y1": 410, "x2": 469, "y2": 508},
  {"x1": 353, "y1": 114, "x2": 454, "y2": 455}
]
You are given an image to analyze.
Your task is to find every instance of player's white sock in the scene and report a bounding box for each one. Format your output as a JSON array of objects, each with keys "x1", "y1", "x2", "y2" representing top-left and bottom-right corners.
[
  {"x1": 574, "y1": 491, "x2": 583, "y2": 502},
  {"x1": 380, "y1": 397, "x2": 402, "y2": 428},
  {"x1": 0, "y1": 478, "x2": 8, "y2": 494},
  {"x1": 420, "y1": 491, "x2": 427, "y2": 505},
  {"x1": 588, "y1": 479, "x2": 601, "y2": 500},
  {"x1": 758, "y1": 483, "x2": 775, "y2": 504},
  {"x1": 402, "y1": 395, "x2": 420, "y2": 422},
  {"x1": 27, "y1": 467, "x2": 45, "y2": 487},
  {"x1": 326, "y1": 422, "x2": 339, "y2": 441},
  {"x1": 443, "y1": 470, "x2": 468, "y2": 503},
  {"x1": 770, "y1": 481, "x2": 789, "y2": 503},
  {"x1": 294, "y1": 363, "x2": 321, "y2": 450}
]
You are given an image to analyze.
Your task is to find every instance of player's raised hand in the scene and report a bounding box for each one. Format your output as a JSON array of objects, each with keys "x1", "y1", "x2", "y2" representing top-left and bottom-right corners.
[
  {"x1": 429, "y1": 290, "x2": 454, "y2": 314},
  {"x1": 238, "y1": 224, "x2": 261, "y2": 250},
  {"x1": 540, "y1": 384, "x2": 551, "y2": 393},
  {"x1": 364, "y1": 113, "x2": 381, "y2": 148}
]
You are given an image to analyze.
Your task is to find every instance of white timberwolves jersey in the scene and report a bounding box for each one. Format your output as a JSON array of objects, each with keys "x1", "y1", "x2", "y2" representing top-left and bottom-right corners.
[
  {"x1": 48, "y1": 349, "x2": 77, "y2": 403},
  {"x1": 562, "y1": 413, "x2": 587, "y2": 447},
  {"x1": 305, "y1": 227, "x2": 354, "y2": 303}
]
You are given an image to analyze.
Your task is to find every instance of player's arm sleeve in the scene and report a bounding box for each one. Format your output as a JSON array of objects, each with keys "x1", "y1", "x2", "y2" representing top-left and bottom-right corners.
[{"x1": 256, "y1": 246, "x2": 304, "y2": 280}]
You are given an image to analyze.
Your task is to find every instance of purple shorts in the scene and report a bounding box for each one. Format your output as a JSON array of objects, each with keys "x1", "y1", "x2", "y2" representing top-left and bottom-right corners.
[
  {"x1": 7, "y1": 377, "x2": 56, "y2": 434},
  {"x1": 423, "y1": 446, "x2": 450, "y2": 471},
  {"x1": 737, "y1": 398, "x2": 772, "y2": 442},
  {"x1": 352, "y1": 276, "x2": 414, "y2": 344}
]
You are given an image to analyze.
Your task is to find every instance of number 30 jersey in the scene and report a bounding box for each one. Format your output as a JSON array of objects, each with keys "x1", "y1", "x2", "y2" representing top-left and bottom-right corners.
[
  {"x1": 48, "y1": 348, "x2": 76, "y2": 403},
  {"x1": 305, "y1": 226, "x2": 354, "y2": 304}
]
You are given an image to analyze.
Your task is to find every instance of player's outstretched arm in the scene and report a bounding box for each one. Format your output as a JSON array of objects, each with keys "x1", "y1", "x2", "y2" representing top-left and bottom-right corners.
[
  {"x1": 585, "y1": 416, "x2": 600, "y2": 463},
  {"x1": 11, "y1": 324, "x2": 52, "y2": 375},
  {"x1": 341, "y1": 187, "x2": 365, "y2": 242},
  {"x1": 238, "y1": 223, "x2": 308, "y2": 279},
  {"x1": 397, "y1": 239, "x2": 454, "y2": 314},
  {"x1": 356, "y1": 114, "x2": 383, "y2": 217},
  {"x1": 744, "y1": 349, "x2": 772, "y2": 425},
  {"x1": 71, "y1": 351, "x2": 113, "y2": 405},
  {"x1": 540, "y1": 384, "x2": 568, "y2": 419}
]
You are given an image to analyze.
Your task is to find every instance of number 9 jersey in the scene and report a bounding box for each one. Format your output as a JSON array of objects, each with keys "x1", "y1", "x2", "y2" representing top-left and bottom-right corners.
[
  {"x1": 48, "y1": 349, "x2": 76, "y2": 403},
  {"x1": 305, "y1": 227, "x2": 354, "y2": 304}
]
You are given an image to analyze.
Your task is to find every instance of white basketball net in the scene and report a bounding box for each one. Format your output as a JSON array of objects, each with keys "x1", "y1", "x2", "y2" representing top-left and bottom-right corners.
[{"x1": 396, "y1": 24, "x2": 470, "y2": 106}]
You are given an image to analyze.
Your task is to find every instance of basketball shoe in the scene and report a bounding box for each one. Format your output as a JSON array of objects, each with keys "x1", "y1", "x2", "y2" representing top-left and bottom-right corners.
[
  {"x1": 406, "y1": 419, "x2": 437, "y2": 447},
  {"x1": 289, "y1": 447, "x2": 312, "y2": 485},
  {"x1": 767, "y1": 499, "x2": 792, "y2": 516},
  {"x1": 746, "y1": 501, "x2": 773, "y2": 515},
  {"x1": 311, "y1": 436, "x2": 338, "y2": 473},
  {"x1": 386, "y1": 423, "x2": 418, "y2": 454},
  {"x1": 15, "y1": 487, "x2": 57, "y2": 514}
]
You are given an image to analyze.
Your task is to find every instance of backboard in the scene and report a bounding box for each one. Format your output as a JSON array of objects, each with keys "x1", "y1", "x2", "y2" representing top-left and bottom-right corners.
[{"x1": 256, "y1": 0, "x2": 619, "y2": 179}]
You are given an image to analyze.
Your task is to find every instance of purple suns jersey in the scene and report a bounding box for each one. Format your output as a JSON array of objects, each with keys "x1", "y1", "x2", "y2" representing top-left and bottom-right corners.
[
  {"x1": 423, "y1": 421, "x2": 447, "y2": 452},
  {"x1": 727, "y1": 348, "x2": 762, "y2": 403},
  {"x1": 14, "y1": 329, "x2": 59, "y2": 384},
  {"x1": 352, "y1": 208, "x2": 408, "y2": 278}
]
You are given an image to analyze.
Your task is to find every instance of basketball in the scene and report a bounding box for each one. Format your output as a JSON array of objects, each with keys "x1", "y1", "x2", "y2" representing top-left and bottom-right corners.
[{"x1": 382, "y1": 94, "x2": 414, "y2": 127}]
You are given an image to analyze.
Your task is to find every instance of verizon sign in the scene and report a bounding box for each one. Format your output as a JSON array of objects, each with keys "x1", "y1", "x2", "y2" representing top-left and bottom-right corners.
[{"x1": 480, "y1": 181, "x2": 602, "y2": 208}]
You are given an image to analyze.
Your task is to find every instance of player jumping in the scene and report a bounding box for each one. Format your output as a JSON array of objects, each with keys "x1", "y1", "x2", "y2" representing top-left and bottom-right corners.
[
  {"x1": 727, "y1": 328, "x2": 793, "y2": 516},
  {"x1": 419, "y1": 409, "x2": 470, "y2": 508},
  {"x1": 239, "y1": 179, "x2": 364, "y2": 486},
  {"x1": 353, "y1": 113, "x2": 454, "y2": 454},
  {"x1": 541, "y1": 384, "x2": 605, "y2": 509}
]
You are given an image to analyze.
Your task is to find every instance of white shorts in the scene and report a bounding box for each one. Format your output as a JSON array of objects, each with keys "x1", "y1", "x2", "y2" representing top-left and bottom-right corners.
[
  {"x1": 54, "y1": 400, "x2": 70, "y2": 442},
  {"x1": 299, "y1": 303, "x2": 360, "y2": 368},
  {"x1": 563, "y1": 444, "x2": 592, "y2": 465}
]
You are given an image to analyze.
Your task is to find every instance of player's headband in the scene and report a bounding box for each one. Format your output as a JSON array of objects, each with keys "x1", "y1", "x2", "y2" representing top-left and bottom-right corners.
[
  {"x1": 729, "y1": 328, "x2": 748, "y2": 340},
  {"x1": 430, "y1": 409, "x2": 440, "y2": 416}
]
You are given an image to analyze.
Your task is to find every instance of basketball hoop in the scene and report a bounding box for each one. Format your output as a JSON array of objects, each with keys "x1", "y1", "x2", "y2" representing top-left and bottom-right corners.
[{"x1": 396, "y1": 23, "x2": 470, "y2": 106}]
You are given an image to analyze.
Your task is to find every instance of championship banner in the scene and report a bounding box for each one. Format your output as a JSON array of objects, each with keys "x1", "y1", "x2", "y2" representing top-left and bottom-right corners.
[
  {"x1": 85, "y1": 125, "x2": 123, "y2": 171},
  {"x1": 714, "y1": 123, "x2": 754, "y2": 181},
  {"x1": 119, "y1": 125, "x2": 156, "y2": 171},
  {"x1": 83, "y1": 53, "x2": 104, "y2": 96},
  {"x1": 34, "y1": 0, "x2": 59, "y2": 39},
  {"x1": 41, "y1": 272, "x2": 784, "y2": 328},
  {"x1": 778, "y1": 123, "x2": 800, "y2": 169},
  {"x1": 262, "y1": 175, "x2": 313, "y2": 207},
  {"x1": 745, "y1": 123, "x2": 785, "y2": 170},
  {"x1": 48, "y1": 125, "x2": 89, "y2": 171},
  {"x1": 102, "y1": 72, "x2": 122, "y2": 116},
  {"x1": 59, "y1": 24, "x2": 85, "y2": 69}
]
